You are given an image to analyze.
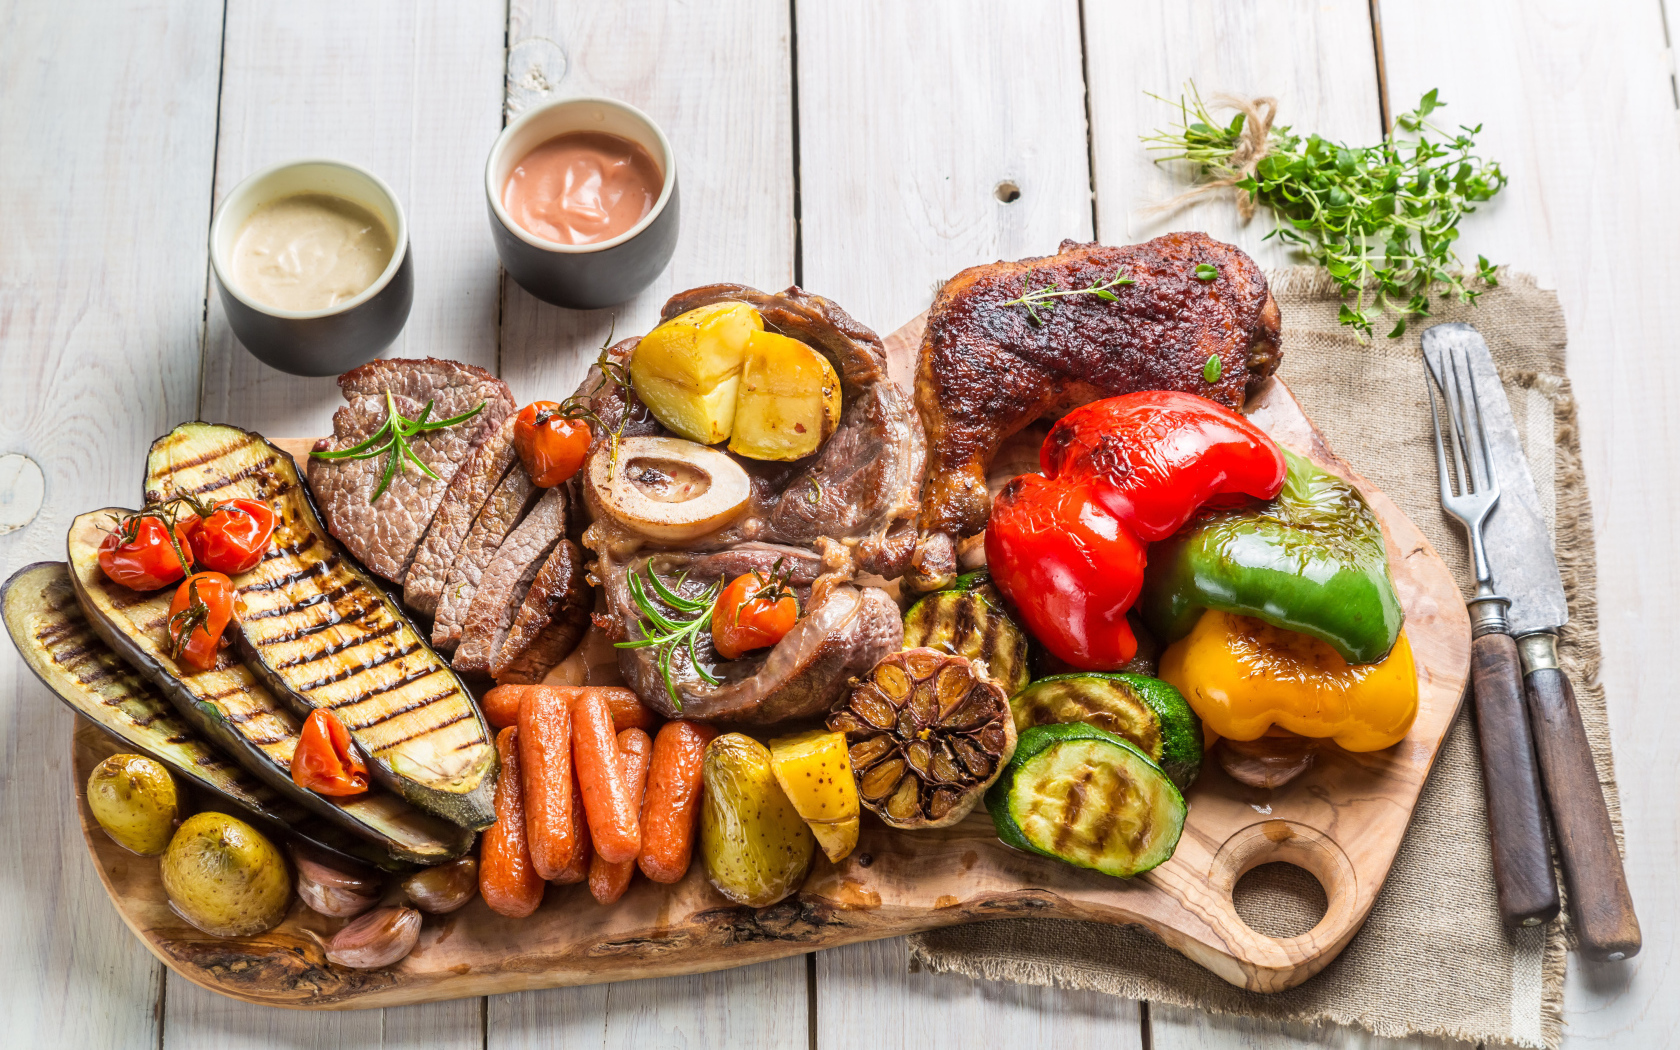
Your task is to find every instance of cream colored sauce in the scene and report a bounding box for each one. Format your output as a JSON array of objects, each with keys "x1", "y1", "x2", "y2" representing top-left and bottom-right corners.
[{"x1": 231, "y1": 194, "x2": 394, "y2": 312}]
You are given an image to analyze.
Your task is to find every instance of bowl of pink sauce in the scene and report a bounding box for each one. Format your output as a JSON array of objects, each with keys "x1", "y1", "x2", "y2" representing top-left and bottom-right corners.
[{"x1": 485, "y1": 96, "x2": 678, "y2": 310}]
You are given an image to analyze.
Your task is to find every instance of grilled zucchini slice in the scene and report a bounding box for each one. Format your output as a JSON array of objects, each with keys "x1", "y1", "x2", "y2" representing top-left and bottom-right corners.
[
  {"x1": 901, "y1": 570, "x2": 1030, "y2": 696},
  {"x1": 986, "y1": 722, "x2": 1186, "y2": 878},
  {"x1": 1009, "y1": 673, "x2": 1204, "y2": 790},
  {"x1": 3, "y1": 561, "x2": 422, "y2": 871},
  {"x1": 66, "y1": 512, "x2": 475, "y2": 864},
  {"x1": 143, "y1": 422, "x2": 496, "y2": 830}
]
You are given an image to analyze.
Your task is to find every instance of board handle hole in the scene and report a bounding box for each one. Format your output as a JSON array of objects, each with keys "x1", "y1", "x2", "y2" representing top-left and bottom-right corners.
[
  {"x1": 1210, "y1": 820, "x2": 1356, "y2": 946},
  {"x1": 1233, "y1": 862, "x2": 1328, "y2": 939}
]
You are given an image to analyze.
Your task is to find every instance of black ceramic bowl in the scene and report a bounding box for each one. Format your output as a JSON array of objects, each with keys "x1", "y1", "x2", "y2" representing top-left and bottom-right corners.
[
  {"x1": 209, "y1": 159, "x2": 412, "y2": 377},
  {"x1": 485, "y1": 97, "x2": 679, "y2": 310}
]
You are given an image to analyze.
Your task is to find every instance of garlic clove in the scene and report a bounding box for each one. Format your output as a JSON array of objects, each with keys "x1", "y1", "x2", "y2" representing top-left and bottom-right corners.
[
  {"x1": 289, "y1": 847, "x2": 382, "y2": 918},
  {"x1": 401, "y1": 856, "x2": 480, "y2": 914},
  {"x1": 325, "y1": 905, "x2": 421, "y2": 969}
]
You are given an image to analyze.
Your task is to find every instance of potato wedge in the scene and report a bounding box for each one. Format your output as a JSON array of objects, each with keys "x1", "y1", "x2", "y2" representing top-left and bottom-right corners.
[
  {"x1": 701, "y1": 733, "x2": 814, "y2": 907},
  {"x1": 629, "y1": 302, "x2": 763, "y2": 444},
  {"x1": 728, "y1": 331, "x2": 842, "y2": 461},
  {"x1": 769, "y1": 729, "x2": 859, "y2": 862}
]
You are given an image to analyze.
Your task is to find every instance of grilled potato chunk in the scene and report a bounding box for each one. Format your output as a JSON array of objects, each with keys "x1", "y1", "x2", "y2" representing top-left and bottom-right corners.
[
  {"x1": 769, "y1": 729, "x2": 859, "y2": 862},
  {"x1": 630, "y1": 302, "x2": 763, "y2": 444},
  {"x1": 701, "y1": 733, "x2": 814, "y2": 907},
  {"x1": 729, "y1": 331, "x2": 842, "y2": 461},
  {"x1": 87, "y1": 754, "x2": 179, "y2": 856},
  {"x1": 161, "y1": 812, "x2": 291, "y2": 937}
]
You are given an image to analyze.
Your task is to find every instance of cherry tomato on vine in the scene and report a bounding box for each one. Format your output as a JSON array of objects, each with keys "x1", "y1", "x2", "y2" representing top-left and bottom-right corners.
[
  {"x1": 184, "y1": 498, "x2": 276, "y2": 575},
  {"x1": 514, "y1": 400, "x2": 592, "y2": 487},
  {"x1": 291, "y1": 708, "x2": 369, "y2": 796},
  {"x1": 99, "y1": 512, "x2": 194, "y2": 591},
  {"x1": 711, "y1": 570, "x2": 800, "y2": 660},
  {"x1": 167, "y1": 572, "x2": 238, "y2": 673}
]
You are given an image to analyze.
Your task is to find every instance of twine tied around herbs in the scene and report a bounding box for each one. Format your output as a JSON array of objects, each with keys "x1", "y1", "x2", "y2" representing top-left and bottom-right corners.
[{"x1": 1146, "y1": 94, "x2": 1278, "y2": 223}]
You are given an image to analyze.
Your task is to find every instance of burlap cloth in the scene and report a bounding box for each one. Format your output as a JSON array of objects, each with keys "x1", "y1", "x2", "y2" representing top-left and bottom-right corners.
[{"x1": 907, "y1": 270, "x2": 1623, "y2": 1050}]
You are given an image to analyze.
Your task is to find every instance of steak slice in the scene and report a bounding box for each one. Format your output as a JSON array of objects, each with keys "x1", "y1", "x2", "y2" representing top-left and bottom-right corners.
[
  {"x1": 454, "y1": 485, "x2": 570, "y2": 674},
  {"x1": 432, "y1": 461, "x2": 540, "y2": 652},
  {"x1": 599, "y1": 541, "x2": 903, "y2": 723},
  {"x1": 307, "y1": 358, "x2": 514, "y2": 583},
  {"x1": 405, "y1": 415, "x2": 520, "y2": 617},
  {"x1": 490, "y1": 535, "x2": 592, "y2": 684}
]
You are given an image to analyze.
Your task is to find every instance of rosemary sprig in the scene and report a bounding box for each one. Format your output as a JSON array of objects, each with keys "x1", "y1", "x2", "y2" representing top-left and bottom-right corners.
[
  {"x1": 1003, "y1": 269, "x2": 1137, "y2": 326},
  {"x1": 556, "y1": 320, "x2": 630, "y2": 482},
  {"x1": 614, "y1": 562, "x2": 723, "y2": 712},
  {"x1": 311, "y1": 390, "x2": 485, "y2": 503},
  {"x1": 1144, "y1": 83, "x2": 1505, "y2": 340}
]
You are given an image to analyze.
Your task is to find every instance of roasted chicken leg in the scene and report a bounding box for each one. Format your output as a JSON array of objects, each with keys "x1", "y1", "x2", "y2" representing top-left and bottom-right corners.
[{"x1": 909, "y1": 233, "x2": 1282, "y2": 591}]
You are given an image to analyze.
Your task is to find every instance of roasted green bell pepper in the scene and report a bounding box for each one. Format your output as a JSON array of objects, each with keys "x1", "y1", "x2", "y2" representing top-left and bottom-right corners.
[{"x1": 1139, "y1": 449, "x2": 1403, "y2": 664}]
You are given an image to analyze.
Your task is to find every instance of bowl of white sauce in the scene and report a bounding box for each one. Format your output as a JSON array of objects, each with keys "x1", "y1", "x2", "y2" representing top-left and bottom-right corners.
[{"x1": 210, "y1": 159, "x2": 412, "y2": 376}]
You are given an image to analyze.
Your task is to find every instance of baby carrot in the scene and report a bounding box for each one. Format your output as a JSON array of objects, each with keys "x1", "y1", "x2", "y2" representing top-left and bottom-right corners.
[
  {"x1": 518, "y1": 686, "x2": 578, "y2": 881},
  {"x1": 589, "y1": 728, "x2": 652, "y2": 905},
  {"x1": 573, "y1": 690, "x2": 641, "y2": 863},
  {"x1": 638, "y1": 720, "x2": 719, "y2": 883},
  {"x1": 486, "y1": 684, "x2": 657, "y2": 732},
  {"x1": 480, "y1": 684, "x2": 523, "y2": 729},
  {"x1": 479, "y1": 727, "x2": 545, "y2": 918},
  {"x1": 551, "y1": 774, "x2": 592, "y2": 885}
]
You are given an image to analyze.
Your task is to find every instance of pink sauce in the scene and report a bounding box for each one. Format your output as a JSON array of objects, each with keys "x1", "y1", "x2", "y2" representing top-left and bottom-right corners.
[{"x1": 502, "y1": 132, "x2": 663, "y2": 245}]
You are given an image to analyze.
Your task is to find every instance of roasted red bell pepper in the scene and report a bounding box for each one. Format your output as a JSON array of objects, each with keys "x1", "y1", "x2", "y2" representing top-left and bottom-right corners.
[{"x1": 987, "y1": 391, "x2": 1286, "y2": 670}]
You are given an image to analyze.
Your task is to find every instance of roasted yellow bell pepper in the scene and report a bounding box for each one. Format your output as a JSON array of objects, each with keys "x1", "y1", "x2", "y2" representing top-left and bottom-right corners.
[{"x1": 1158, "y1": 609, "x2": 1418, "y2": 752}]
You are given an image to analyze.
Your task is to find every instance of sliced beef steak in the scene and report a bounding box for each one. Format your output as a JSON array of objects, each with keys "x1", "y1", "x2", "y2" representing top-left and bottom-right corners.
[
  {"x1": 404, "y1": 414, "x2": 521, "y2": 617},
  {"x1": 307, "y1": 358, "x2": 514, "y2": 582},
  {"x1": 490, "y1": 535, "x2": 592, "y2": 683},
  {"x1": 432, "y1": 461, "x2": 541, "y2": 652},
  {"x1": 599, "y1": 542, "x2": 903, "y2": 723},
  {"x1": 454, "y1": 485, "x2": 570, "y2": 674}
]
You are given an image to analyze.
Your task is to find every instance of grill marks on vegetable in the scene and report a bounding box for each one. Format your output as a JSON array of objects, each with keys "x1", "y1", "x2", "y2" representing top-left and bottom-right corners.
[
  {"x1": 146, "y1": 426, "x2": 492, "y2": 784},
  {"x1": 146, "y1": 426, "x2": 490, "y2": 826}
]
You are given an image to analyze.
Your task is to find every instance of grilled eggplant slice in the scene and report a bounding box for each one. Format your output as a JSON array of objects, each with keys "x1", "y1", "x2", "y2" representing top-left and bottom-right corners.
[
  {"x1": 2, "y1": 561, "x2": 427, "y2": 871},
  {"x1": 144, "y1": 422, "x2": 496, "y2": 830},
  {"x1": 66, "y1": 512, "x2": 476, "y2": 863}
]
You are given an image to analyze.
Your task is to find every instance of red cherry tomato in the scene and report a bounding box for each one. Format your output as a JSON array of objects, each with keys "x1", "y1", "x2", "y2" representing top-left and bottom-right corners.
[
  {"x1": 291, "y1": 708, "x2": 370, "y2": 797},
  {"x1": 514, "y1": 401, "x2": 592, "y2": 487},
  {"x1": 99, "y1": 512, "x2": 194, "y2": 591},
  {"x1": 711, "y1": 571, "x2": 800, "y2": 660},
  {"x1": 166, "y1": 572, "x2": 238, "y2": 673},
  {"x1": 184, "y1": 498, "x2": 276, "y2": 575},
  {"x1": 985, "y1": 475, "x2": 1145, "y2": 670}
]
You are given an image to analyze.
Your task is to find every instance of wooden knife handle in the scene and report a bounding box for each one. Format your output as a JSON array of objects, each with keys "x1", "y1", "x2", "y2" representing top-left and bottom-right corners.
[
  {"x1": 1525, "y1": 666, "x2": 1641, "y2": 960},
  {"x1": 1470, "y1": 631, "x2": 1561, "y2": 926}
]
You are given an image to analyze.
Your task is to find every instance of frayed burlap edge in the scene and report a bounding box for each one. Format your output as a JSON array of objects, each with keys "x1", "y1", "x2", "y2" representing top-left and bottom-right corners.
[{"x1": 907, "y1": 268, "x2": 1622, "y2": 1050}]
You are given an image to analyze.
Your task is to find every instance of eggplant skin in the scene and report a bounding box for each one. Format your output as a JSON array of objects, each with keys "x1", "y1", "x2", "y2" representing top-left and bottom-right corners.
[
  {"x1": 0, "y1": 561, "x2": 419, "y2": 872},
  {"x1": 144, "y1": 421, "x2": 497, "y2": 831},
  {"x1": 66, "y1": 512, "x2": 475, "y2": 864}
]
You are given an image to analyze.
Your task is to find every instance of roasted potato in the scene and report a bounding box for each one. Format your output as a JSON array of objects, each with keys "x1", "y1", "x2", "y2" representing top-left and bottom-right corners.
[
  {"x1": 86, "y1": 753, "x2": 179, "y2": 856},
  {"x1": 701, "y1": 733, "x2": 815, "y2": 907},
  {"x1": 768, "y1": 729, "x2": 859, "y2": 862},
  {"x1": 630, "y1": 302, "x2": 763, "y2": 444},
  {"x1": 161, "y1": 812, "x2": 291, "y2": 937},
  {"x1": 728, "y1": 331, "x2": 842, "y2": 461}
]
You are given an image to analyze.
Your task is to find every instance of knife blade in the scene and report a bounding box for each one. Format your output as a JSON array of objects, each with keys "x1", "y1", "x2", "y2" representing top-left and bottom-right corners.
[{"x1": 1422, "y1": 322, "x2": 1640, "y2": 961}]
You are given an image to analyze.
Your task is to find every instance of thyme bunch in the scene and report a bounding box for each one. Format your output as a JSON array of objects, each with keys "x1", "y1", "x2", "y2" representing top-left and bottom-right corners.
[{"x1": 1144, "y1": 85, "x2": 1506, "y2": 339}]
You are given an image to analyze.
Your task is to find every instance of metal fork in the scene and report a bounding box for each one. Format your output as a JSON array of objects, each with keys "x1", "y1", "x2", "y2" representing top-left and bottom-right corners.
[
  {"x1": 1425, "y1": 346, "x2": 1561, "y2": 926},
  {"x1": 1425, "y1": 346, "x2": 1501, "y2": 607}
]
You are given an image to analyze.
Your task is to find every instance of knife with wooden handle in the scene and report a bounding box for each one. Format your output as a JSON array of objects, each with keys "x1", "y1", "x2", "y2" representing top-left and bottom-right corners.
[{"x1": 1424, "y1": 323, "x2": 1640, "y2": 960}]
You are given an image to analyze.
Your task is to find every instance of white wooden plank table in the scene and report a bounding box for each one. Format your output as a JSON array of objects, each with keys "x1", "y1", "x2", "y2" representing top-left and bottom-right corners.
[{"x1": 1, "y1": 1, "x2": 1673, "y2": 1046}]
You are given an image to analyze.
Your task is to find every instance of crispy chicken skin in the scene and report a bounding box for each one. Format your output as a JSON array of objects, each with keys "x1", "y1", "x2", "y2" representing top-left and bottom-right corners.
[{"x1": 909, "y1": 233, "x2": 1282, "y2": 591}]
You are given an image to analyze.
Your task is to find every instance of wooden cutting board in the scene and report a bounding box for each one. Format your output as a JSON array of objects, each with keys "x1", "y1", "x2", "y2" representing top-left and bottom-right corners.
[{"x1": 68, "y1": 312, "x2": 1471, "y2": 1008}]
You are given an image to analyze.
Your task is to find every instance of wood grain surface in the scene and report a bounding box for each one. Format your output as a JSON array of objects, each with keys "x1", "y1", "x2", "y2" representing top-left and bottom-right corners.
[
  {"x1": 4, "y1": 0, "x2": 1673, "y2": 1046},
  {"x1": 70, "y1": 306, "x2": 1472, "y2": 1008}
]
